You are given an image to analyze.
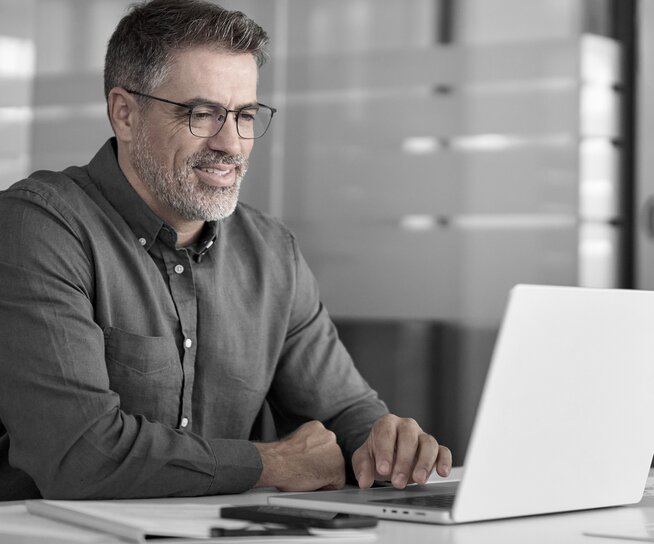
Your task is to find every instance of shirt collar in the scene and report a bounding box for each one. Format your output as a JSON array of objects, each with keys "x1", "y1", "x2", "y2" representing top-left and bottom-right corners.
[
  {"x1": 189, "y1": 221, "x2": 219, "y2": 260},
  {"x1": 87, "y1": 138, "x2": 218, "y2": 253}
]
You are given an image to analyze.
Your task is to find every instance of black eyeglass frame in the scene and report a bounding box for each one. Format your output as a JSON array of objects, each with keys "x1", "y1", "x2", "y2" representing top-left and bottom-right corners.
[{"x1": 125, "y1": 89, "x2": 277, "y2": 140}]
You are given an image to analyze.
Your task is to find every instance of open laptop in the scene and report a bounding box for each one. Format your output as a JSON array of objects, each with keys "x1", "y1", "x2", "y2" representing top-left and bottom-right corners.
[{"x1": 270, "y1": 284, "x2": 654, "y2": 524}]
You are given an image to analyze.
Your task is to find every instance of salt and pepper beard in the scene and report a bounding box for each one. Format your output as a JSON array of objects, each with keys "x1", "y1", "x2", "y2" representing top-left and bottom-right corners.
[{"x1": 131, "y1": 122, "x2": 247, "y2": 222}]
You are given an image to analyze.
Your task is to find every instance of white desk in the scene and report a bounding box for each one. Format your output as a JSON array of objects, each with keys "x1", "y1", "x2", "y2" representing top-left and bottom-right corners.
[{"x1": 2, "y1": 470, "x2": 653, "y2": 544}]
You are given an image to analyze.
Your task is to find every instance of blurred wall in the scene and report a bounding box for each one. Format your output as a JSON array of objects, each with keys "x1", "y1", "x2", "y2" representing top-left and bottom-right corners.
[
  {"x1": 0, "y1": 0, "x2": 126, "y2": 180},
  {"x1": 0, "y1": 0, "x2": 37, "y2": 188}
]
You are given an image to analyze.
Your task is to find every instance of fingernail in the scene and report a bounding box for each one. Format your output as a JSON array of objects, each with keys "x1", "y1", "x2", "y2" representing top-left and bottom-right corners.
[
  {"x1": 439, "y1": 464, "x2": 450, "y2": 477},
  {"x1": 392, "y1": 473, "x2": 407, "y2": 488},
  {"x1": 414, "y1": 468, "x2": 428, "y2": 483},
  {"x1": 378, "y1": 461, "x2": 390, "y2": 475}
]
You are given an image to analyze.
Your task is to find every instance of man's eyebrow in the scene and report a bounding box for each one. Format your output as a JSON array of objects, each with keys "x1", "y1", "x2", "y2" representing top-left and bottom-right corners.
[{"x1": 184, "y1": 97, "x2": 260, "y2": 109}]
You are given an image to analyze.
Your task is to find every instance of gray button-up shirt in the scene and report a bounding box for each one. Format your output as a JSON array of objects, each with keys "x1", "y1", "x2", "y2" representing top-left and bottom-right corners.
[{"x1": 0, "y1": 138, "x2": 387, "y2": 500}]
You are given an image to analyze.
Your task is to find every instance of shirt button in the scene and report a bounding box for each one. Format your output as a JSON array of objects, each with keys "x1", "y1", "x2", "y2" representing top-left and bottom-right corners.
[
  {"x1": 180, "y1": 417, "x2": 189, "y2": 428},
  {"x1": 174, "y1": 264, "x2": 184, "y2": 274},
  {"x1": 138, "y1": 237, "x2": 146, "y2": 246},
  {"x1": 184, "y1": 338, "x2": 193, "y2": 349}
]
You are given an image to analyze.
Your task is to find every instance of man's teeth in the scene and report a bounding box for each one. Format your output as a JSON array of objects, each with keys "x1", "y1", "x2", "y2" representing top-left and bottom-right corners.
[{"x1": 199, "y1": 167, "x2": 228, "y2": 176}]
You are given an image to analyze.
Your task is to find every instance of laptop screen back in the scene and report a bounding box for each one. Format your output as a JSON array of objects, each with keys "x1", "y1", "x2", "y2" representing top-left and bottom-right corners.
[{"x1": 453, "y1": 284, "x2": 654, "y2": 522}]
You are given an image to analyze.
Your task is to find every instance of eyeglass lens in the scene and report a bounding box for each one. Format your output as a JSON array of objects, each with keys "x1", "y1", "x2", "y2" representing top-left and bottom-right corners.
[{"x1": 189, "y1": 104, "x2": 273, "y2": 139}]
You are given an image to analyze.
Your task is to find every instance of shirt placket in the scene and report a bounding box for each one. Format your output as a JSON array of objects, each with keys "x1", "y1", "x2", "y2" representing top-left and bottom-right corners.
[{"x1": 161, "y1": 243, "x2": 198, "y2": 431}]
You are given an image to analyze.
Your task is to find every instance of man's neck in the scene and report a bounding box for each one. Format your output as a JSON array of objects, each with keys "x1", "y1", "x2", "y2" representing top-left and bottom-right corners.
[{"x1": 171, "y1": 220, "x2": 205, "y2": 248}]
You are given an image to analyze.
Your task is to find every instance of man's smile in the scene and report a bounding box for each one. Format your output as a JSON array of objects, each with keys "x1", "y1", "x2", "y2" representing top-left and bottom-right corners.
[{"x1": 193, "y1": 163, "x2": 236, "y2": 188}]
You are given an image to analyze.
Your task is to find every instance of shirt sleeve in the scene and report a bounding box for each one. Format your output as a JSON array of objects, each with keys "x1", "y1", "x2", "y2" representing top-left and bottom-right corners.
[
  {"x1": 268, "y1": 234, "x2": 389, "y2": 474},
  {"x1": 0, "y1": 186, "x2": 262, "y2": 499}
]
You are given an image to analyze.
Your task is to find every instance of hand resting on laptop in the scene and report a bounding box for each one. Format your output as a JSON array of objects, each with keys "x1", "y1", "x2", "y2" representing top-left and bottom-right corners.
[{"x1": 352, "y1": 414, "x2": 452, "y2": 489}]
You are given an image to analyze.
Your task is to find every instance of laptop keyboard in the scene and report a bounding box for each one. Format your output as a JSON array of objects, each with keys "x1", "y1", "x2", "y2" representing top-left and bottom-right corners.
[{"x1": 370, "y1": 493, "x2": 456, "y2": 510}]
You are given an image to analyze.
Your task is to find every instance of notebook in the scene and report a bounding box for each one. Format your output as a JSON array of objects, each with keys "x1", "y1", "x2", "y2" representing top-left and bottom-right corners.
[{"x1": 270, "y1": 284, "x2": 654, "y2": 524}]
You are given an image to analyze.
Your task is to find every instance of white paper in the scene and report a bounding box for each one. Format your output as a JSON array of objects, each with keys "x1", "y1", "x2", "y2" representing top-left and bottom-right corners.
[
  {"x1": 29, "y1": 500, "x2": 246, "y2": 540},
  {"x1": 0, "y1": 504, "x2": 113, "y2": 542}
]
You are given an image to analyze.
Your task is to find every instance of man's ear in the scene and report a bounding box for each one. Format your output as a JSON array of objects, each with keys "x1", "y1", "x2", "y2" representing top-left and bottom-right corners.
[{"x1": 107, "y1": 88, "x2": 138, "y2": 143}]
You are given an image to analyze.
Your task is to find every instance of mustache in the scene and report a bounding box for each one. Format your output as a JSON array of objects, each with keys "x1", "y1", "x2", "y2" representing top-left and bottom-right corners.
[{"x1": 189, "y1": 150, "x2": 247, "y2": 169}]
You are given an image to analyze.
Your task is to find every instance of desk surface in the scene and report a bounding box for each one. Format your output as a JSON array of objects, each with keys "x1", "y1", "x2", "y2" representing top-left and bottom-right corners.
[{"x1": 2, "y1": 469, "x2": 654, "y2": 544}]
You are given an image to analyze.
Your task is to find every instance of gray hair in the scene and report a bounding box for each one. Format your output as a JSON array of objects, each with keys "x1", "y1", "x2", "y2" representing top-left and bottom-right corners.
[{"x1": 104, "y1": 0, "x2": 269, "y2": 99}]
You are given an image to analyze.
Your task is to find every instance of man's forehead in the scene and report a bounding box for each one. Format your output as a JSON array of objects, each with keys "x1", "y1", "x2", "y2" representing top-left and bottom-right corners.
[{"x1": 161, "y1": 47, "x2": 258, "y2": 98}]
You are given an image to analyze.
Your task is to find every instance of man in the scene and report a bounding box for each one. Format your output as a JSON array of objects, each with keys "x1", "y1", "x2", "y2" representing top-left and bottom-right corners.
[{"x1": 0, "y1": 0, "x2": 451, "y2": 500}]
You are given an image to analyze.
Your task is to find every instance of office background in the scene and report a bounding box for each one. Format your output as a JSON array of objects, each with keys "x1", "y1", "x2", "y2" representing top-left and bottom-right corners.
[{"x1": 0, "y1": 0, "x2": 651, "y2": 464}]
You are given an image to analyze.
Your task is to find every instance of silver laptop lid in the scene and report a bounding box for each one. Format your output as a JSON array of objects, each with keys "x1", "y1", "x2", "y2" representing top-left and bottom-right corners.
[{"x1": 453, "y1": 284, "x2": 654, "y2": 522}]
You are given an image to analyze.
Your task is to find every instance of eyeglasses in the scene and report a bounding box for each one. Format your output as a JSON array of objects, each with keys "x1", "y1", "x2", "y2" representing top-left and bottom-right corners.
[{"x1": 125, "y1": 89, "x2": 276, "y2": 139}]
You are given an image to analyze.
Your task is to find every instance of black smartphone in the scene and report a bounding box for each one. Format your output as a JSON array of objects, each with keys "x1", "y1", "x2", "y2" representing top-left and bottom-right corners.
[{"x1": 220, "y1": 505, "x2": 378, "y2": 529}]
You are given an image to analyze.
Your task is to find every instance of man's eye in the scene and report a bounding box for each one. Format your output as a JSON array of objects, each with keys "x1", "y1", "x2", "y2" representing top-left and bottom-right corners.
[
  {"x1": 191, "y1": 110, "x2": 214, "y2": 121},
  {"x1": 239, "y1": 109, "x2": 258, "y2": 123},
  {"x1": 191, "y1": 106, "x2": 227, "y2": 121}
]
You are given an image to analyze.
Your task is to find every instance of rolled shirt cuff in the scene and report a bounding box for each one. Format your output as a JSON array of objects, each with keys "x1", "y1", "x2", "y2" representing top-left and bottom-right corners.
[{"x1": 205, "y1": 438, "x2": 263, "y2": 495}]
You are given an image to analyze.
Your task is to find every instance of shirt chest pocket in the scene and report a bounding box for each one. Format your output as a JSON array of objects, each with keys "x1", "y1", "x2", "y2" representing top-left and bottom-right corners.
[{"x1": 104, "y1": 327, "x2": 182, "y2": 426}]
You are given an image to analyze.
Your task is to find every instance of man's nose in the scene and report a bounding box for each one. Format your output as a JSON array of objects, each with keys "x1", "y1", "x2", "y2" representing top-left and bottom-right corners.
[{"x1": 207, "y1": 113, "x2": 242, "y2": 156}]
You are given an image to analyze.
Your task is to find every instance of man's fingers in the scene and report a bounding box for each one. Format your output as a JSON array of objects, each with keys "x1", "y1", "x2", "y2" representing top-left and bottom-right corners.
[
  {"x1": 390, "y1": 418, "x2": 423, "y2": 488},
  {"x1": 353, "y1": 414, "x2": 453, "y2": 491},
  {"x1": 370, "y1": 414, "x2": 399, "y2": 477},
  {"x1": 410, "y1": 433, "x2": 440, "y2": 484},
  {"x1": 435, "y1": 444, "x2": 453, "y2": 478},
  {"x1": 352, "y1": 448, "x2": 375, "y2": 489}
]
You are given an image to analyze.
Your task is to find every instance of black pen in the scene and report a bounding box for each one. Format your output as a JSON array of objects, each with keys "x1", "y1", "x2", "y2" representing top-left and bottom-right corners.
[{"x1": 210, "y1": 526, "x2": 312, "y2": 537}]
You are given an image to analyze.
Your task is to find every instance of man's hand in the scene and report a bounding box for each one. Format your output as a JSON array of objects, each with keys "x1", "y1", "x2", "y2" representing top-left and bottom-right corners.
[
  {"x1": 254, "y1": 420, "x2": 346, "y2": 492},
  {"x1": 352, "y1": 414, "x2": 452, "y2": 489}
]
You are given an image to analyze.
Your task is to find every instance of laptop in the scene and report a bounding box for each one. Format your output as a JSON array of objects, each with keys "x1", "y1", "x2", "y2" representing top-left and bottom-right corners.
[{"x1": 270, "y1": 284, "x2": 654, "y2": 524}]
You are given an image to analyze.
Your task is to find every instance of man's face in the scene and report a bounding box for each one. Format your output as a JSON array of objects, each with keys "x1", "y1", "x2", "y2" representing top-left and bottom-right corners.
[{"x1": 130, "y1": 48, "x2": 258, "y2": 222}]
